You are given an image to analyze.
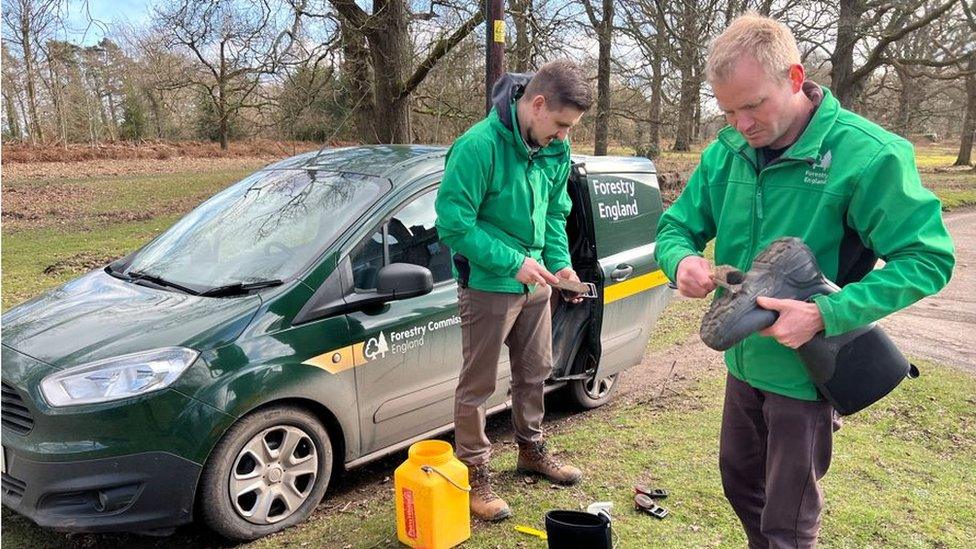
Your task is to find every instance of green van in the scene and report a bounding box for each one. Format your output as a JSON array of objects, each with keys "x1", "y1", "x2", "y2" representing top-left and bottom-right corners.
[{"x1": 1, "y1": 145, "x2": 671, "y2": 539}]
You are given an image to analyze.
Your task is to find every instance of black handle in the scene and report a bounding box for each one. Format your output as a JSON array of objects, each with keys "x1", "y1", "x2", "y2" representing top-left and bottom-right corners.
[{"x1": 610, "y1": 264, "x2": 634, "y2": 281}]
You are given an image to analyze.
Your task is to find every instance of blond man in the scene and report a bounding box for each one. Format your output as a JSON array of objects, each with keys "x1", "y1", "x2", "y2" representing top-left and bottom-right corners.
[{"x1": 656, "y1": 13, "x2": 954, "y2": 548}]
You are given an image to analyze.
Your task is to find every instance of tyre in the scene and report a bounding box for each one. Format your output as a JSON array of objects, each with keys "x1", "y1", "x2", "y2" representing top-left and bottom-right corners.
[
  {"x1": 199, "y1": 405, "x2": 333, "y2": 540},
  {"x1": 565, "y1": 371, "x2": 621, "y2": 409}
]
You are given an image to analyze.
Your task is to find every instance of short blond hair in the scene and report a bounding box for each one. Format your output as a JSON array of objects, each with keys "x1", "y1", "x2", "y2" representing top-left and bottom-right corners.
[{"x1": 706, "y1": 12, "x2": 800, "y2": 84}]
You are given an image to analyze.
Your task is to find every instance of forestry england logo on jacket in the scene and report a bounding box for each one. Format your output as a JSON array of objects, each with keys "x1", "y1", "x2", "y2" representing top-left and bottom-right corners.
[{"x1": 804, "y1": 150, "x2": 832, "y2": 185}]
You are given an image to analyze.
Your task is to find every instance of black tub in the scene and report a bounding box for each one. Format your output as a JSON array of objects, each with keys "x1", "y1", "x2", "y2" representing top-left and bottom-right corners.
[{"x1": 545, "y1": 510, "x2": 612, "y2": 548}]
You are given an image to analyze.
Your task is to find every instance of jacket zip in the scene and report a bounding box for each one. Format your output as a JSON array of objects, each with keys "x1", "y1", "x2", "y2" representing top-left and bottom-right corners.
[{"x1": 729, "y1": 147, "x2": 814, "y2": 380}]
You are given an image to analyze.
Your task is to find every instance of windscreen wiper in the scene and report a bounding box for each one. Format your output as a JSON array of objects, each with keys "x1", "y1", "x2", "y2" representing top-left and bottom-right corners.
[
  {"x1": 127, "y1": 270, "x2": 201, "y2": 295},
  {"x1": 199, "y1": 279, "x2": 283, "y2": 297}
]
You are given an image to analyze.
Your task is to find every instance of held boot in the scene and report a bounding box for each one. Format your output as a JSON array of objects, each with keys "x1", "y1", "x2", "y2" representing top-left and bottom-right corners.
[
  {"x1": 468, "y1": 464, "x2": 511, "y2": 522},
  {"x1": 699, "y1": 236, "x2": 916, "y2": 415},
  {"x1": 516, "y1": 441, "x2": 583, "y2": 486},
  {"x1": 699, "y1": 236, "x2": 838, "y2": 352}
]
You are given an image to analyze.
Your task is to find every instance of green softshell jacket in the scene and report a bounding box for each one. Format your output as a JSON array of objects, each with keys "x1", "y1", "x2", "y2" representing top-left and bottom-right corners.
[
  {"x1": 655, "y1": 84, "x2": 955, "y2": 400},
  {"x1": 435, "y1": 74, "x2": 573, "y2": 294}
]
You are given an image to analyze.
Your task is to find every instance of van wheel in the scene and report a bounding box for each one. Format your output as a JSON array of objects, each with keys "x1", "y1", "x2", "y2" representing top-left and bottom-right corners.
[
  {"x1": 199, "y1": 406, "x2": 333, "y2": 541},
  {"x1": 566, "y1": 372, "x2": 620, "y2": 409}
]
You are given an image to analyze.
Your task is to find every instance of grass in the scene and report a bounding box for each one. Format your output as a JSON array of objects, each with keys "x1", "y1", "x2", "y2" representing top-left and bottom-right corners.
[
  {"x1": 3, "y1": 354, "x2": 973, "y2": 548},
  {"x1": 1, "y1": 169, "x2": 251, "y2": 310}
]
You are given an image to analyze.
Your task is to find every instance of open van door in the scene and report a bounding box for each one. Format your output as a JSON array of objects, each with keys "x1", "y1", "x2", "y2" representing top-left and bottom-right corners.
[
  {"x1": 550, "y1": 162, "x2": 603, "y2": 383},
  {"x1": 583, "y1": 158, "x2": 671, "y2": 381}
]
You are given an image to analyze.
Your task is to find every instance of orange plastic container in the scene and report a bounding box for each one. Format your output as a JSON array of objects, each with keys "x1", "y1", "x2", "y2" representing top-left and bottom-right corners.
[{"x1": 394, "y1": 440, "x2": 471, "y2": 548}]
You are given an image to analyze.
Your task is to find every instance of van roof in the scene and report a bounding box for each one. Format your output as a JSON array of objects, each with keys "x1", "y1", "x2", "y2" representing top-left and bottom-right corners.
[
  {"x1": 261, "y1": 145, "x2": 447, "y2": 179},
  {"x1": 261, "y1": 144, "x2": 657, "y2": 186}
]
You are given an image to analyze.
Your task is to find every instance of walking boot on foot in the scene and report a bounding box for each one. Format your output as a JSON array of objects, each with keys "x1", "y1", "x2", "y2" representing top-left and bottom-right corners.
[
  {"x1": 516, "y1": 441, "x2": 582, "y2": 485},
  {"x1": 468, "y1": 464, "x2": 511, "y2": 522}
]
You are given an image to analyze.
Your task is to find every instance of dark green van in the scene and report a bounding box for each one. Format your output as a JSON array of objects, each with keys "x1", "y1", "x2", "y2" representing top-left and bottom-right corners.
[{"x1": 1, "y1": 145, "x2": 671, "y2": 540}]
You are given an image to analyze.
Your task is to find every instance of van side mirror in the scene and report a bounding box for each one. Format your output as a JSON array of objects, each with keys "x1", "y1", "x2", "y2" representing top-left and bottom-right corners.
[
  {"x1": 293, "y1": 260, "x2": 435, "y2": 325},
  {"x1": 376, "y1": 263, "x2": 434, "y2": 300}
]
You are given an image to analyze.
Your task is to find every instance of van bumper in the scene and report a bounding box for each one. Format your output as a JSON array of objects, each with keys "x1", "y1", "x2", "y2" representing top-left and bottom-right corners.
[{"x1": 2, "y1": 449, "x2": 201, "y2": 534}]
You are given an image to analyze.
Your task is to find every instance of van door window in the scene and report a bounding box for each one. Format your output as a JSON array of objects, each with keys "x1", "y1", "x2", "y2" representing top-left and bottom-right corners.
[{"x1": 350, "y1": 189, "x2": 452, "y2": 290}]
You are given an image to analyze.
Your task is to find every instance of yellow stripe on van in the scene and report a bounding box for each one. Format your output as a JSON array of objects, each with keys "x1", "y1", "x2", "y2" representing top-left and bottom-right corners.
[
  {"x1": 303, "y1": 341, "x2": 368, "y2": 374},
  {"x1": 603, "y1": 269, "x2": 670, "y2": 305}
]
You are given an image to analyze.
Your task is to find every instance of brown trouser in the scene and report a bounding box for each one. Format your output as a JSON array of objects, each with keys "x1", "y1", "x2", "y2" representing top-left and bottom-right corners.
[
  {"x1": 454, "y1": 285, "x2": 553, "y2": 466},
  {"x1": 720, "y1": 373, "x2": 841, "y2": 549}
]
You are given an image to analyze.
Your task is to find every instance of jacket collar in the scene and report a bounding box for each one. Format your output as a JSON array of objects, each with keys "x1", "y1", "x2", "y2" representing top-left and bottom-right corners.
[{"x1": 718, "y1": 83, "x2": 839, "y2": 163}]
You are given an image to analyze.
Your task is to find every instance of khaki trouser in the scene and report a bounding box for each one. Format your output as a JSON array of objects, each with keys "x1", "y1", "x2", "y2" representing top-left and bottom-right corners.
[{"x1": 454, "y1": 285, "x2": 553, "y2": 466}]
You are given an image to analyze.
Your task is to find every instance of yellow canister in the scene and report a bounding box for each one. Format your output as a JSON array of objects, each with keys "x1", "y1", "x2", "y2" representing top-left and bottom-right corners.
[{"x1": 394, "y1": 440, "x2": 471, "y2": 548}]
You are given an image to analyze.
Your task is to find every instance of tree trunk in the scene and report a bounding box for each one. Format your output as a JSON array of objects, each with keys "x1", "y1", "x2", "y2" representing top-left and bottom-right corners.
[
  {"x1": 3, "y1": 75, "x2": 22, "y2": 139},
  {"x1": 147, "y1": 89, "x2": 165, "y2": 138},
  {"x1": 672, "y1": 1, "x2": 698, "y2": 152},
  {"x1": 593, "y1": 0, "x2": 613, "y2": 156},
  {"x1": 955, "y1": 53, "x2": 976, "y2": 166},
  {"x1": 340, "y1": 15, "x2": 376, "y2": 143},
  {"x1": 893, "y1": 64, "x2": 914, "y2": 138},
  {"x1": 218, "y1": 43, "x2": 229, "y2": 150},
  {"x1": 647, "y1": 9, "x2": 666, "y2": 156},
  {"x1": 19, "y1": 9, "x2": 43, "y2": 144},
  {"x1": 510, "y1": 0, "x2": 531, "y2": 73},
  {"x1": 829, "y1": 0, "x2": 865, "y2": 110},
  {"x1": 369, "y1": 0, "x2": 411, "y2": 143},
  {"x1": 4, "y1": 90, "x2": 21, "y2": 139}
]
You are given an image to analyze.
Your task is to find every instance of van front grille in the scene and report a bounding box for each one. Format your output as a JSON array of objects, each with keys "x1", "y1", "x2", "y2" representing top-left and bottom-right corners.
[{"x1": 1, "y1": 382, "x2": 34, "y2": 435}]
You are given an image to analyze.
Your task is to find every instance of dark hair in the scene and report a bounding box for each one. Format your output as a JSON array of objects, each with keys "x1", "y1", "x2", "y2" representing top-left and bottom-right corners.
[{"x1": 523, "y1": 59, "x2": 594, "y2": 112}]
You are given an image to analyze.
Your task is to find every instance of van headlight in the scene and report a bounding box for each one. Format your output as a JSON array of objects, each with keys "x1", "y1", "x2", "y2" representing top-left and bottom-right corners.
[{"x1": 40, "y1": 347, "x2": 199, "y2": 407}]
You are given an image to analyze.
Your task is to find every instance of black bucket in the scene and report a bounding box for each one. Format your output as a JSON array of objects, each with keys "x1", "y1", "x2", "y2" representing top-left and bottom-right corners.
[{"x1": 545, "y1": 510, "x2": 612, "y2": 549}]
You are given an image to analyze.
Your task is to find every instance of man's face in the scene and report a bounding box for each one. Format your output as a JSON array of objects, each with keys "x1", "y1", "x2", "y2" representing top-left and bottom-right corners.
[
  {"x1": 712, "y1": 55, "x2": 803, "y2": 149},
  {"x1": 524, "y1": 95, "x2": 584, "y2": 148}
]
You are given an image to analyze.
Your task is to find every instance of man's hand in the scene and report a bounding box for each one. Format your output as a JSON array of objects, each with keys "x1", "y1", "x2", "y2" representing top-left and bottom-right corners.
[
  {"x1": 676, "y1": 255, "x2": 716, "y2": 298},
  {"x1": 756, "y1": 297, "x2": 825, "y2": 349},
  {"x1": 555, "y1": 267, "x2": 584, "y2": 303},
  {"x1": 517, "y1": 257, "x2": 560, "y2": 286}
]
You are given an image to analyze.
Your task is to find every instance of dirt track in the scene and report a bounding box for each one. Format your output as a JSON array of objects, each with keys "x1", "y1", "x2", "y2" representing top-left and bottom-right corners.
[{"x1": 882, "y1": 210, "x2": 976, "y2": 373}]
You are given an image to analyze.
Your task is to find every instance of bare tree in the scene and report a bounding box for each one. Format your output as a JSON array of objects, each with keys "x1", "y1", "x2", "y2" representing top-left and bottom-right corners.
[
  {"x1": 2, "y1": 0, "x2": 62, "y2": 144},
  {"x1": 153, "y1": 0, "x2": 304, "y2": 149},
  {"x1": 582, "y1": 0, "x2": 613, "y2": 155},
  {"x1": 327, "y1": 0, "x2": 483, "y2": 143},
  {"x1": 829, "y1": 0, "x2": 957, "y2": 109},
  {"x1": 662, "y1": 0, "x2": 721, "y2": 151},
  {"x1": 2, "y1": 44, "x2": 24, "y2": 139},
  {"x1": 955, "y1": 0, "x2": 976, "y2": 165}
]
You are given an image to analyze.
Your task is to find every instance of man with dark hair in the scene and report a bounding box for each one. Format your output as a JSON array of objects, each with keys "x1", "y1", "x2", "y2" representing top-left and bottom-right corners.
[{"x1": 435, "y1": 59, "x2": 593, "y2": 521}]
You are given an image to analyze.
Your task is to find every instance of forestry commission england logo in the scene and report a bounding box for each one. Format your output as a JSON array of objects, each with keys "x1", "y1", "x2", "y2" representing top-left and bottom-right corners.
[
  {"x1": 804, "y1": 149, "x2": 831, "y2": 185},
  {"x1": 363, "y1": 331, "x2": 389, "y2": 360}
]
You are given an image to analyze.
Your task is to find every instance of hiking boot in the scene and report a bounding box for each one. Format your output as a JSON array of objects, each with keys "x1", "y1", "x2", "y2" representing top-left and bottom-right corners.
[
  {"x1": 516, "y1": 441, "x2": 582, "y2": 485},
  {"x1": 468, "y1": 464, "x2": 511, "y2": 522},
  {"x1": 699, "y1": 237, "x2": 838, "y2": 351}
]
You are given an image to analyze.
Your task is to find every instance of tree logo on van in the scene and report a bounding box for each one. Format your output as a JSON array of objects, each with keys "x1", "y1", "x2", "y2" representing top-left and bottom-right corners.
[{"x1": 364, "y1": 331, "x2": 390, "y2": 360}]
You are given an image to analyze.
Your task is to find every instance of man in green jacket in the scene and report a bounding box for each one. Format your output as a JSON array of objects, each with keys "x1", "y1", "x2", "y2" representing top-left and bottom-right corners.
[
  {"x1": 434, "y1": 60, "x2": 593, "y2": 521},
  {"x1": 656, "y1": 14, "x2": 954, "y2": 547}
]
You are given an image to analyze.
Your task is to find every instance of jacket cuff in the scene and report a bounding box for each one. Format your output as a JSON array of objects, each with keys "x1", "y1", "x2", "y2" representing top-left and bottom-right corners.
[
  {"x1": 812, "y1": 294, "x2": 842, "y2": 337},
  {"x1": 506, "y1": 254, "x2": 526, "y2": 277},
  {"x1": 547, "y1": 260, "x2": 571, "y2": 274},
  {"x1": 662, "y1": 250, "x2": 699, "y2": 282}
]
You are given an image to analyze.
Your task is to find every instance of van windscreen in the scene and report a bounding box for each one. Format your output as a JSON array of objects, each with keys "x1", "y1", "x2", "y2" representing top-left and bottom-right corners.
[{"x1": 122, "y1": 169, "x2": 388, "y2": 290}]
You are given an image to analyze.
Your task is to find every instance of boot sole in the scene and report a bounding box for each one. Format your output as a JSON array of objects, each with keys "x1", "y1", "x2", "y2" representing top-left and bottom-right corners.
[
  {"x1": 700, "y1": 238, "x2": 836, "y2": 351},
  {"x1": 516, "y1": 467, "x2": 582, "y2": 486},
  {"x1": 475, "y1": 507, "x2": 512, "y2": 522}
]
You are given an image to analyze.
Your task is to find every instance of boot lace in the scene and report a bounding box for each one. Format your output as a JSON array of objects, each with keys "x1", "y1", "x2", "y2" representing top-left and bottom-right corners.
[
  {"x1": 531, "y1": 442, "x2": 565, "y2": 471},
  {"x1": 470, "y1": 466, "x2": 498, "y2": 503}
]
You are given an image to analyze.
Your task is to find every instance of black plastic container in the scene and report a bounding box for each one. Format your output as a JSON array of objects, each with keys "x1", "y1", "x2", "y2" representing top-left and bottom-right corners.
[{"x1": 545, "y1": 510, "x2": 612, "y2": 549}]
